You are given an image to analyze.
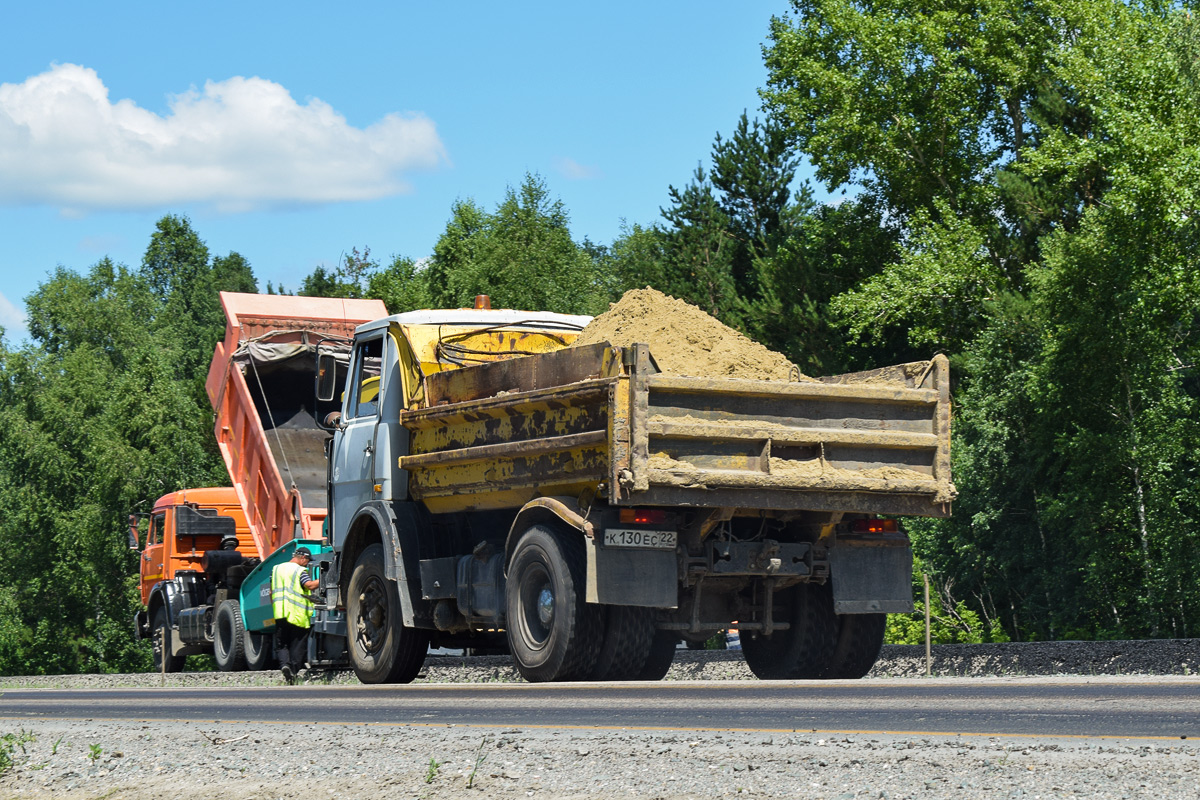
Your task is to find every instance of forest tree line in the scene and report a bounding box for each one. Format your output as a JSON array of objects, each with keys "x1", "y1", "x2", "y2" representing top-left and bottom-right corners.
[{"x1": 1, "y1": 0, "x2": 1198, "y2": 673}]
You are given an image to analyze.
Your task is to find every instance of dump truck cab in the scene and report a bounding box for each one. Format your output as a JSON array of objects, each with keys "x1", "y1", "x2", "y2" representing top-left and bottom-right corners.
[
  {"x1": 323, "y1": 307, "x2": 593, "y2": 549},
  {"x1": 132, "y1": 488, "x2": 257, "y2": 671}
]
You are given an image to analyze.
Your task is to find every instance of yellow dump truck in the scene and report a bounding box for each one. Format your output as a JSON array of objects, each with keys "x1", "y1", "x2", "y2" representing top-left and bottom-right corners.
[{"x1": 311, "y1": 298, "x2": 955, "y2": 683}]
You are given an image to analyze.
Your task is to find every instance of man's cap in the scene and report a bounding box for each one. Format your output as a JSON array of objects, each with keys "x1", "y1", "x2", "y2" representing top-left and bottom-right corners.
[{"x1": 293, "y1": 547, "x2": 312, "y2": 559}]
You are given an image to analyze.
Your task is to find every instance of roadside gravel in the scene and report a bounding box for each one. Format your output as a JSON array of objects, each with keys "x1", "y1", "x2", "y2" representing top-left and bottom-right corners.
[
  {"x1": 2, "y1": 716, "x2": 1198, "y2": 800},
  {"x1": 5, "y1": 638, "x2": 1200, "y2": 690},
  {"x1": 4, "y1": 641, "x2": 1200, "y2": 799}
]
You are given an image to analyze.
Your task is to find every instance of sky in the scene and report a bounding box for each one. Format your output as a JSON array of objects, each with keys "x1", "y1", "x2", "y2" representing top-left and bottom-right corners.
[{"x1": 0, "y1": 1, "x2": 812, "y2": 342}]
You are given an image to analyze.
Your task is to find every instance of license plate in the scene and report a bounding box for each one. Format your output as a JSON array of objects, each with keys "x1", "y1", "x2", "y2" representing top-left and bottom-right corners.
[{"x1": 603, "y1": 528, "x2": 677, "y2": 550}]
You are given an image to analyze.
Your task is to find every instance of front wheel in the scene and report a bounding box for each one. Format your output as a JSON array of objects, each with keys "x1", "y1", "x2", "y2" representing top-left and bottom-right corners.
[
  {"x1": 213, "y1": 600, "x2": 247, "y2": 672},
  {"x1": 243, "y1": 628, "x2": 275, "y2": 671},
  {"x1": 505, "y1": 525, "x2": 601, "y2": 682},
  {"x1": 347, "y1": 543, "x2": 429, "y2": 684}
]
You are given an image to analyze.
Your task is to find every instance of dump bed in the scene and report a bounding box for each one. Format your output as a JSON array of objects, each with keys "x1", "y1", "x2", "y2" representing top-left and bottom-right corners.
[
  {"x1": 205, "y1": 292, "x2": 388, "y2": 558},
  {"x1": 400, "y1": 343, "x2": 955, "y2": 517}
]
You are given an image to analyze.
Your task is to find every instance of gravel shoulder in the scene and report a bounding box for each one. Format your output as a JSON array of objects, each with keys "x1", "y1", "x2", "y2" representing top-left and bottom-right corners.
[
  {"x1": 2, "y1": 716, "x2": 1198, "y2": 800},
  {"x1": 5, "y1": 638, "x2": 1200, "y2": 690},
  {"x1": 4, "y1": 642, "x2": 1200, "y2": 799}
]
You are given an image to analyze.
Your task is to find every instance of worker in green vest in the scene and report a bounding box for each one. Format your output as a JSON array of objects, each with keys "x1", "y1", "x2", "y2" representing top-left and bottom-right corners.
[{"x1": 272, "y1": 547, "x2": 319, "y2": 684}]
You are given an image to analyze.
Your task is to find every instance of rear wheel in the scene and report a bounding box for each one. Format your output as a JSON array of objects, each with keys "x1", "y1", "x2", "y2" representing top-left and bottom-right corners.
[
  {"x1": 823, "y1": 613, "x2": 887, "y2": 679},
  {"x1": 347, "y1": 543, "x2": 429, "y2": 684},
  {"x1": 506, "y1": 525, "x2": 602, "y2": 682},
  {"x1": 590, "y1": 605, "x2": 656, "y2": 681},
  {"x1": 635, "y1": 630, "x2": 678, "y2": 681},
  {"x1": 151, "y1": 606, "x2": 185, "y2": 673},
  {"x1": 741, "y1": 582, "x2": 837, "y2": 680},
  {"x1": 243, "y1": 628, "x2": 275, "y2": 671},
  {"x1": 213, "y1": 600, "x2": 247, "y2": 672}
]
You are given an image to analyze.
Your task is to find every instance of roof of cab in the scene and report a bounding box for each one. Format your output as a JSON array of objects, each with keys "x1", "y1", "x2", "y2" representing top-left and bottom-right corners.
[{"x1": 152, "y1": 487, "x2": 242, "y2": 511}]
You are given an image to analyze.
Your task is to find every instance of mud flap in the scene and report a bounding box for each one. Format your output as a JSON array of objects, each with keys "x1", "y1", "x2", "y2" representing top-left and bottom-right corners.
[
  {"x1": 585, "y1": 538, "x2": 677, "y2": 608},
  {"x1": 828, "y1": 544, "x2": 914, "y2": 614}
]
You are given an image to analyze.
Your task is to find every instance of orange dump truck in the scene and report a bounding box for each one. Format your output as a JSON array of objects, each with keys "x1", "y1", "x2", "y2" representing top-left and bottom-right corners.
[{"x1": 131, "y1": 294, "x2": 386, "y2": 671}]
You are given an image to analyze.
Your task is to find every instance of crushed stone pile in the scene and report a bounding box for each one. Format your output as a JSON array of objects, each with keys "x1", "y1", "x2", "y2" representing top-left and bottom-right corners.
[{"x1": 574, "y1": 288, "x2": 808, "y2": 381}]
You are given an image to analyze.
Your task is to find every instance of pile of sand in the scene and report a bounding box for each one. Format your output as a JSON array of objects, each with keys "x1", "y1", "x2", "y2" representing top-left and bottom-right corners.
[{"x1": 574, "y1": 288, "x2": 807, "y2": 381}]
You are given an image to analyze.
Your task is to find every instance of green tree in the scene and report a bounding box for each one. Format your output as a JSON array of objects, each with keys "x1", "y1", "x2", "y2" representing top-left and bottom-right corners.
[
  {"x1": 0, "y1": 259, "x2": 226, "y2": 674},
  {"x1": 609, "y1": 112, "x2": 899, "y2": 375},
  {"x1": 657, "y1": 167, "x2": 741, "y2": 320},
  {"x1": 426, "y1": 174, "x2": 605, "y2": 315},
  {"x1": 140, "y1": 215, "x2": 257, "y2": 381},
  {"x1": 298, "y1": 248, "x2": 375, "y2": 299},
  {"x1": 367, "y1": 255, "x2": 432, "y2": 313},
  {"x1": 747, "y1": 195, "x2": 905, "y2": 375},
  {"x1": 765, "y1": 0, "x2": 1200, "y2": 639}
]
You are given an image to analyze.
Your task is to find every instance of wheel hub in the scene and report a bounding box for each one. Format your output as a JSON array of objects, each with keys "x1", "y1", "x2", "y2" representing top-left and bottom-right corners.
[
  {"x1": 356, "y1": 575, "x2": 388, "y2": 654},
  {"x1": 537, "y1": 586, "x2": 554, "y2": 626}
]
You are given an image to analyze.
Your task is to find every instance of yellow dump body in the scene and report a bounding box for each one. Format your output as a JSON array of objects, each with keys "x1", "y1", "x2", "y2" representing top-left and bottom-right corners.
[{"x1": 398, "y1": 341, "x2": 955, "y2": 518}]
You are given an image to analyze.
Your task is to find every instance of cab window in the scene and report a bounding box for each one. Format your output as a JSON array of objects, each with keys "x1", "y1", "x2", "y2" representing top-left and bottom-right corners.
[
  {"x1": 348, "y1": 337, "x2": 384, "y2": 419},
  {"x1": 150, "y1": 513, "x2": 164, "y2": 546}
]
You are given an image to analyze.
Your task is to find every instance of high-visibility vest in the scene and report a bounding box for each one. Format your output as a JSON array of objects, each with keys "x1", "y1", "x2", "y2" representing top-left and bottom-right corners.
[{"x1": 271, "y1": 561, "x2": 313, "y2": 628}]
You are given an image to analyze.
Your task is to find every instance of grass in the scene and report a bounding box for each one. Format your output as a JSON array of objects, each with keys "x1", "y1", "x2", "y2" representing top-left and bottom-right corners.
[
  {"x1": 0, "y1": 729, "x2": 35, "y2": 775},
  {"x1": 466, "y1": 736, "x2": 491, "y2": 789}
]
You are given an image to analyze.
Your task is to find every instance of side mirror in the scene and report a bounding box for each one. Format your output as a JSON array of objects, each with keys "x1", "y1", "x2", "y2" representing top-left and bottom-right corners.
[
  {"x1": 316, "y1": 351, "x2": 339, "y2": 402},
  {"x1": 128, "y1": 514, "x2": 140, "y2": 551}
]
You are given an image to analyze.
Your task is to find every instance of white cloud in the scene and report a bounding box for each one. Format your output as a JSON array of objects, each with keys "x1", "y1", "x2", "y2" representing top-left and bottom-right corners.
[
  {"x1": 0, "y1": 291, "x2": 27, "y2": 334},
  {"x1": 554, "y1": 156, "x2": 602, "y2": 180},
  {"x1": 0, "y1": 64, "x2": 447, "y2": 213}
]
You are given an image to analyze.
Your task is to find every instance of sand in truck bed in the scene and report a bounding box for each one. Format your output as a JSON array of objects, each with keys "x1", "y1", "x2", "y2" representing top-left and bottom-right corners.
[{"x1": 573, "y1": 288, "x2": 811, "y2": 381}]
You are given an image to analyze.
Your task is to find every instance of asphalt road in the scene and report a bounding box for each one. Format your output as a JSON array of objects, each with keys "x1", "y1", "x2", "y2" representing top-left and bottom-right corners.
[{"x1": 3, "y1": 677, "x2": 1198, "y2": 741}]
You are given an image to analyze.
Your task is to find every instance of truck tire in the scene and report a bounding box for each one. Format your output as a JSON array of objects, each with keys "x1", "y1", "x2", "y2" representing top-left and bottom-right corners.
[
  {"x1": 635, "y1": 630, "x2": 678, "y2": 681},
  {"x1": 243, "y1": 629, "x2": 275, "y2": 671},
  {"x1": 589, "y1": 605, "x2": 655, "y2": 681},
  {"x1": 347, "y1": 543, "x2": 429, "y2": 684},
  {"x1": 151, "y1": 606, "x2": 185, "y2": 674},
  {"x1": 823, "y1": 613, "x2": 887, "y2": 679},
  {"x1": 506, "y1": 525, "x2": 602, "y2": 682},
  {"x1": 213, "y1": 600, "x2": 247, "y2": 672},
  {"x1": 741, "y1": 582, "x2": 837, "y2": 680}
]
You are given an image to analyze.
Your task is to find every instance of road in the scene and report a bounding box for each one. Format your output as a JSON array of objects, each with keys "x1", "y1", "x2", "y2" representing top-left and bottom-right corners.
[{"x1": 3, "y1": 676, "x2": 1198, "y2": 740}]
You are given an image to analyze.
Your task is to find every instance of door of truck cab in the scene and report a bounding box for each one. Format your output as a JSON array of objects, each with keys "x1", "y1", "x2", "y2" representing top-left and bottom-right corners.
[
  {"x1": 139, "y1": 510, "x2": 167, "y2": 602},
  {"x1": 330, "y1": 332, "x2": 385, "y2": 545}
]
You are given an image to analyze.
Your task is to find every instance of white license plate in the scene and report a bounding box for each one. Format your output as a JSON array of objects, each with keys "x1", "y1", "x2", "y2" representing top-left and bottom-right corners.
[{"x1": 603, "y1": 528, "x2": 677, "y2": 550}]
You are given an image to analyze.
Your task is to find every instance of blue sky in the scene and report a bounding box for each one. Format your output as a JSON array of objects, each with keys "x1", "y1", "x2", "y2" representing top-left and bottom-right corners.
[{"x1": 1, "y1": 1, "x2": 811, "y2": 341}]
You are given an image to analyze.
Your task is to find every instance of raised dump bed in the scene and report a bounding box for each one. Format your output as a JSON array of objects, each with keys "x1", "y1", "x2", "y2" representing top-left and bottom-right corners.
[{"x1": 204, "y1": 292, "x2": 387, "y2": 556}]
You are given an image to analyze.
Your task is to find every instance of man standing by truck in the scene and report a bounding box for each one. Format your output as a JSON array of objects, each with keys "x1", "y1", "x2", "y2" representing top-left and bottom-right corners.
[{"x1": 272, "y1": 548, "x2": 319, "y2": 683}]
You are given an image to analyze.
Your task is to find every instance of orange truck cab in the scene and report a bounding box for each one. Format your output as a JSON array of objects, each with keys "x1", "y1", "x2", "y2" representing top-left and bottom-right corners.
[{"x1": 132, "y1": 488, "x2": 271, "y2": 672}]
